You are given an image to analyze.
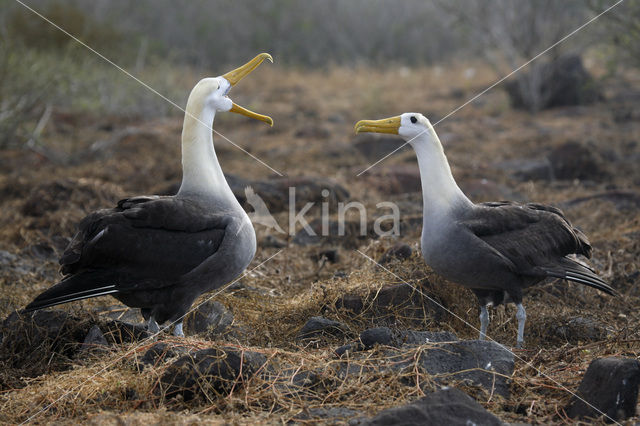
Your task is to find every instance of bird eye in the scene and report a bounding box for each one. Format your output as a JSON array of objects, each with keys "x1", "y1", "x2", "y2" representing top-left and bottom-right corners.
[{"x1": 410, "y1": 116, "x2": 417, "y2": 124}]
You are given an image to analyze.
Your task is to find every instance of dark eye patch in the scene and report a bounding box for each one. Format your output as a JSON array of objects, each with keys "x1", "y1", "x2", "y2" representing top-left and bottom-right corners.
[{"x1": 410, "y1": 116, "x2": 417, "y2": 124}]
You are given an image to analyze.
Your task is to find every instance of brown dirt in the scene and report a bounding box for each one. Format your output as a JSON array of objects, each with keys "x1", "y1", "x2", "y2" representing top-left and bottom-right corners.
[{"x1": 0, "y1": 62, "x2": 639, "y2": 424}]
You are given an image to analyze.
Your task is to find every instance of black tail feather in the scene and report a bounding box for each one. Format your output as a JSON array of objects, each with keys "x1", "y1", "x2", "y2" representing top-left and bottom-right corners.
[
  {"x1": 544, "y1": 258, "x2": 616, "y2": 296},
  {"x1": 24, "y1": 271, "x2": 118, "y2": 312}
]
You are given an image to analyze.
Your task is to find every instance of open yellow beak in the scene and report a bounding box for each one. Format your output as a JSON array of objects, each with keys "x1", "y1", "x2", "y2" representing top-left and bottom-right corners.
[
  {"x1": 229, "y1": 103, "x2": 273, "y2": 126},
  {"x1": 354, "y1": 116, "x2": 401, "y2": 135},
  {"x1": 222, "y1": 53, "x2": 274, "y2": 126},
  {"x1": 223, "y1": 53, "x2": 273, "y2": 86}
]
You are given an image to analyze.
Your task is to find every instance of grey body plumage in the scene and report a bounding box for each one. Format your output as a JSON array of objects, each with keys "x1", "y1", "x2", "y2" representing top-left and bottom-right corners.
[
  {"x1": 24, "y1": 54, "x2": 274, "y2": 336},
  {"x1": 355, "y1": 113, "x2": 615, "y2": 346}
]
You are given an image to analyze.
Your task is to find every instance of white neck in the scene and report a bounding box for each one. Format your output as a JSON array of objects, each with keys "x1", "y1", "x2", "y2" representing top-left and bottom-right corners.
[
  {"x1": 177, "y1": 105, "x2": 236, "y2": 205},
  {"x1": 410, "y1": 127, "x2": 472, "y2": 218}
]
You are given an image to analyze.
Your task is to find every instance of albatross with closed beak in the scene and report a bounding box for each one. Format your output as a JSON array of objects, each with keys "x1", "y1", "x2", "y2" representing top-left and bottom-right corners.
[
  {"x1": 355, "y1": 113, "x2": 615, "y2": 347},
  {"x1": 24, "y1": 53, "x2": 275, "y2": 337}
]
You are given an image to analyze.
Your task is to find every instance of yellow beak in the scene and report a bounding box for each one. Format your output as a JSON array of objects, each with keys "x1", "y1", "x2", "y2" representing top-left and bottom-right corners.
[
  {"x1": 229, "y1": 103, "x2": 273, "y2": 126},
  {"x1": 222, "y1": 53, "x2": 273, "y2": 86},
  {"x1": 222, "y1": 53, "x2": 274, "y2": 126},
  {"x1": 354, "y1": 116, "x2": 401, "y2": 135}
]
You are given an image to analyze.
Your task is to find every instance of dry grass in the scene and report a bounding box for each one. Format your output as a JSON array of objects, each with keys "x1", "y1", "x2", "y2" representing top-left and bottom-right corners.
[{"x1": 1, "y1": 61, "x2": 639, "y2": 424}]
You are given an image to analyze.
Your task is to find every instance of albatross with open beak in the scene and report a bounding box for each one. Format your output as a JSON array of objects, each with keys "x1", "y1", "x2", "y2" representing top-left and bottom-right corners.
[
  {"x1": 24, "y1": 53, "x2": 274, "y2": 337},
  {"x1": 355, "y1": 113, "x2": 615, "y2": 347}
]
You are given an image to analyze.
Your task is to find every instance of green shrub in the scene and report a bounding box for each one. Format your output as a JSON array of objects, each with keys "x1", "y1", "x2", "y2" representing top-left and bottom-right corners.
[
  {"x1": 0, "y1": 40, "x2": 66, "y2": 148},
  {"x1": 6, "y1": 1, "x2": 127, "y2": 56}
]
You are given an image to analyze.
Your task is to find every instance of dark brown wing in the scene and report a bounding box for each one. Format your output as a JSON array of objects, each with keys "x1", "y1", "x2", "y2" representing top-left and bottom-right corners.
[
  {"x1": 462, "y1": 202, "x2": 590, "y2": 260},
  {"x1": 61, "y1": 196, "x2": 229, "y2": 275},
  {"x1": 22, "y1": 196, "x2": 229, "y2": 312},
  {"x1": 459, "y1": 201, "x2": 614, "y2": 294}
]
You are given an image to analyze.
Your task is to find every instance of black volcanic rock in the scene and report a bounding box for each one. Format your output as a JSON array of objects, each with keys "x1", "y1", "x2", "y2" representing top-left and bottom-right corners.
[
  {"x1": 548, "y1": 141, "x2": 606, "y2": 181},
  {"x1": 359, "y1": 327, "x2": 457, "y2": 349},
  {"x1": 567, "y1": 357, "x2": 640, "y2": 422},
  {"x1": 159, "y1": 347, "x2": 267, "y2": 401},
  {"x1": 297, "y1": 316, "x2": 348, "y2": 340},
  {"x1": 1, "y1": 310, "x2": 92, "y2": 376},
  {"x1": 184, "y1": 300, "x2": 233, "y2": 337},
  {"x1": 362, "y1": 387, "x2": 502, "y2": 425},
  {"x1": 379, "y1": 243, "x2": 413, "y2": 264}
]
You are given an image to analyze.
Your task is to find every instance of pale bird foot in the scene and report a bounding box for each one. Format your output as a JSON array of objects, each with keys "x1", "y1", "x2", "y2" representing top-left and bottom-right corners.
[
  {"x1": 147, "y1": 317, "x2": 160, "y2": 335},
  {"x1": 173, "y1": 322, "x2": 184, "y2": 338}
]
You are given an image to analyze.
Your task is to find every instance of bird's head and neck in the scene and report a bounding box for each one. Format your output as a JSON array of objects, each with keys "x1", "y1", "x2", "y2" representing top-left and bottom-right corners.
[
  {"x1": 178, "y1": 53, "x2": 274, "y2": 203},
  {"x1": 355, "y1": 113, "x2": 472, "y2": 217}
]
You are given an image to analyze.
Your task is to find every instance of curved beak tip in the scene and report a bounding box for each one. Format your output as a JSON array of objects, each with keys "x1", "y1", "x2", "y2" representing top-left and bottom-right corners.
[
  {"x1": 223, "y1": 54, "x2": 274, "y2": 125},
  {"x1": 352, "y1": 116, "x2": 401, "y2": 135},
  {"x1": 223, "y1": 52, "x2": 274, "y2": 86}
]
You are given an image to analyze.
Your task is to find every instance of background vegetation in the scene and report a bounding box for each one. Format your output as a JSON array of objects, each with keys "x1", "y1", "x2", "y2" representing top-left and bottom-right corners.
[{"x1": 1, "y1": 0, "x2": 638, "y2": 148}]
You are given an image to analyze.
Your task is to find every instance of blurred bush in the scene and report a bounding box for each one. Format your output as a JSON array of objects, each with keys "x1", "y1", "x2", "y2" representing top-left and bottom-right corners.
[
  {"x1": 6, "y1": 1, "x2": 125, "y2": 55},
  {"x1": 0, "y1": 1, "x2": 124, "y2": 148},
  {"x1": 589, "y1": 0, "x2": 640, "y2": 70},
  {"x1": 438, "y1": 0, "x2": 596, "y2": 112},
  {"x1": 0, "y1": 0, "x2": 634, "y2": 142},
  {"x1": 70, "y1": 0, "x2": 465, "y2": 68},
  {"x1": 0, "y1": 40, "x2": 64, "y2": 148},
  {"x1": 504, "y1": 55, "x2": 602, "y2": 111},
  {"x1": 0, "y1": 1, "x2": 192, "y2": 149},
  {"x1": 0, "y1": 42, "x2": 186, "y2": 148}
]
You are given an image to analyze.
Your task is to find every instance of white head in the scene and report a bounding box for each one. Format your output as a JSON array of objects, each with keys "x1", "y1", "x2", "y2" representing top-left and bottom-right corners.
[
  {"x1": 178, "y1": 54, "x2": 273, "y2": 200},
  {"x1": 354, "y1": 111, "x2": 470, "y2": 211},
  {"x1": 184, "y1": 53, "x2": 274, "y2": 126},
  {"x1": 187, "y1": 77, "x2": 233, "y2": 114},
  {"x1": 397, "y1": 112, "x2": 432, "y2": 141},
  {"x1": 354, "y1": 112, "x2": 434, "y2": 144}
]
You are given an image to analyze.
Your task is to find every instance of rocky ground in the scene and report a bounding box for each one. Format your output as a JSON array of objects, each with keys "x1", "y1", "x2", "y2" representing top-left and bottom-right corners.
[{"x1": 1, "y1": 64, "x2": 639, "y2": 424}]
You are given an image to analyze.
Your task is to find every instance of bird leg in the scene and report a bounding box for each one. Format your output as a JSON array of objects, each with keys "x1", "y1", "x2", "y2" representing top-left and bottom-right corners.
[
  {"x1": 147, "y1": 316, "x2": 160, "y2": 335},
  {"x1": 515, "y1": 303, "x2": 526, "y2": 348},
  {"x1": 173, "y1": 322, "x2": 184, "y2": 337},
  {"x1": 479, "y1": 305, "x2": 489, "y2": 340}
]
